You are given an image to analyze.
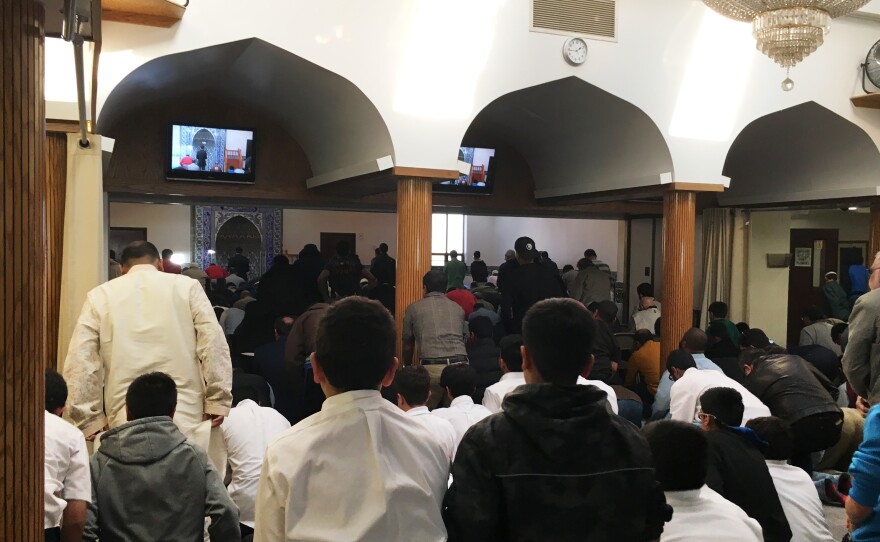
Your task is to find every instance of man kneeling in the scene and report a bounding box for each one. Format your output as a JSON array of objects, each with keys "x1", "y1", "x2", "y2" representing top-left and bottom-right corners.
[{"x1": 84, "y1": 372, "x2": 240, "y2": 541}]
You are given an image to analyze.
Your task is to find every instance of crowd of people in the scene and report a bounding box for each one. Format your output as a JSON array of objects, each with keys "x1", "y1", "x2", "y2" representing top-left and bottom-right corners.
[{"x1": 44, "y1": 238, "x2": 880, "y2": 541}]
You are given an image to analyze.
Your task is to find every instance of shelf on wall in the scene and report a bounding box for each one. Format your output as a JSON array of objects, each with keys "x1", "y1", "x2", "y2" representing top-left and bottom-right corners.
[
  {"x1": 102, "y1": 0, "x2": 186, "y2": 28},
  {"x1": 851, "y1": 94, "x2": 880, "y2": 109}
]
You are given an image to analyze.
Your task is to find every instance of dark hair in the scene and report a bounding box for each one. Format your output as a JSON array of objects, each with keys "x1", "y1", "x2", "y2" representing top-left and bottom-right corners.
[
  {"x1": 540, "y1": 251, "x2": 549, "y2": 259},
  {"x1": 474, "y1": 250, "x2": 481, "y2": 259},
  {"x1": 706, "y1": 320, "x2": 730, "y2": 339},
  {"x1": 336, "y1": 240, "x2": 351, "y2": 256},
  {"x1": 699, "y1": 387, "x2": 744, "y2": 427},
  {"x1": 596, "y1": 300, "x2": 618, "y2": 324},
  {"x1": 740, "y1": 328, "x2": 771, "y2": 349},
  {"x1": 801, "y1": 306, "x2": 825, "y2": 322},
  {"x1": 235, "y1": 247, "x2": 243, "y2": 254},
  {"x1": 831, "y1": 323, "x2": 848, "y2": 344},
  {"x1": 109, "y1": 249, "x2": 117, "y2": 260},
  {"x1": 469, "y1": 316, "x2": 494, "y2": 339},
  {"x1": 315, "y1": 297, "x2": 395, "y2": 391},
  {"x1": 708, "y1": 301, "x2": 728, "y2": 319},
  {"x1": 395, "y1": 366, "x2": 431, "y2": 405},
  {"x1": 745, "y1": 416, "x2": 793, "y2": 460},
  {"x1": 121, "y1": 241, "x2": 160, "y2": 266},
  {"x1": 666, "y1": 349, "x2": 697, "y2": 373},
  {"x1": 643, "y1": 421, "x2": 708, "y2": 491},
  {"x1": 577, "y1": 258, "x2": 590, "y2": 270},
  {"x1": 440, "y1": 363, "x2": 477, "y2": 398},
  {"x1": 586, "y1": 301, "x2": 599, "y2": 313},
  {"x1": 422, "y1": 270, "x2": 446, "y2": 294},
  {"x1": 585, "y1": 249, "x2": 597, "y2": 258},
  {"x1": 272, "y1": 254, "x2": 289, "y2": 268},
  {"x1": 299, "y1": 244, "x2": 320, "y2": 258},
  {"x1": 522, "y1": 299, "x2": 596, "y2": 385},
  {"x1": 654, "y1": 317, "x2": 661, "y2": 336},
  {"x1": 45, "y1": 369, "x2": 68, "y2": 412},
  {"x1": 126, "y1": 372, "x2": 177, "y2": 419},
  {"x1": 562, "y1": 264, "x2": 574, "y2": 273},
  {"x1": 500, "y1": 334, "x2": 524, "y2": 371},
  {"x1": 232, "y1": 384, "x2": 262, "y2": 406},
  {"x1": 735, "y1": 322, "x2": 750, "y2": 334},
  {"x1": 681, "y1": 328, "x2": 708, "y2": 353},
  {"x1": 161, "y1": 248, "x2": 173, "y2": 259},
  {"x1": 274, "y1": 316, "x2": 294, "y2": 336},
  {"x1": 379, "y1": 243, "x2": 389, "y2": 254},
  {"x1": 637, "y1": 283, "x2": 654, "y2": 297},
  {"x1": 634, "y1": 329, "x2": 654, "y2": 347}
]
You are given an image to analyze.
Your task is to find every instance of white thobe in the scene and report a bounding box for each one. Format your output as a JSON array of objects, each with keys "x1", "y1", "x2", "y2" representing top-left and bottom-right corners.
[
  {"x1": 431, "y1": 395, "x2": 492, "y2": 451},
  {"x1": 221, "y1": 399, "x2": 290, "y2": 528},
  {"x1": 482, "y1": 372, "x2": 618, "y2": 414},
  {"x1": 669, "y1": 368, "x2": 770, "y2": 424},
  {"x1": 406, "y1": 405, "x2": 458, "y2": 462},
  {"x1": 63, "y1": 264, "x2": 232, "y2": 459},
  {"x1": 766, "y1": 460, "x2": 834, "y2": 542},
  {"x1": 255, "y1": 390, "x2": 449, "y2": 542},
  {"x1": 44, "y1": 412, "x2": 91, "y2": 529},
  {"x1": 661, "y1": 486, "x2": 763, "y2": 541}
]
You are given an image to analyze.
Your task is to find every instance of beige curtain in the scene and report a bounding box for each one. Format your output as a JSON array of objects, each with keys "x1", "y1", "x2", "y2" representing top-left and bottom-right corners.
[{"x1": 700, "y1": 208, "x2": 748, "y2": 326}]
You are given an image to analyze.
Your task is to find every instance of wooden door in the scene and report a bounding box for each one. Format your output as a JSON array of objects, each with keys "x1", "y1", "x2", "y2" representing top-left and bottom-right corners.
[
  {"x1": 320, "y1": 232, "x2": 357, "y2": 264},
  {"x1": 787, "y1": 229, "x2": 838, "y2": 348}
]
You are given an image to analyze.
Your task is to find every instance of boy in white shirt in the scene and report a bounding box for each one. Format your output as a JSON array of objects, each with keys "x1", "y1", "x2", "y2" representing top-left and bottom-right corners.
[
  {"x1": 44, "y1": 369, "x2": 91, "y2": 542},
  {"x1": 432, "y1": 363, "x2": 492, "y2": 450},
  {"x1": 746, "y1": 416, "x2": 834, "y2": 542},
  {"x1": 395, "y1": 365, "x2": 458, "y2": 462},
  {"x1": 642, "y1": 420, "x2": 762, "y2": 542},
  {"x1": 482, "y1": 335, "x2": 526, "y2": 413}
]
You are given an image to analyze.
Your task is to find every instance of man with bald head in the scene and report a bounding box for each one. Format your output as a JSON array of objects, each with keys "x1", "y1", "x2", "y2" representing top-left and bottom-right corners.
[{"x1": 680, "y1": 327, "x2": 743, "y2": 383}]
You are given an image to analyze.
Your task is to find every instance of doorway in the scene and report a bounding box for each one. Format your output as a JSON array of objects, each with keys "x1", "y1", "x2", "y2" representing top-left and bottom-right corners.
[
  {"x1": 320, "y1": 232, "x2": 356, "y2": 264},
  {"x1": 215, "y1": 216, "x2": 263, "y2": 277},
  {"x1": 787, "y1": 228, "x2": 838, "y2": 348}
]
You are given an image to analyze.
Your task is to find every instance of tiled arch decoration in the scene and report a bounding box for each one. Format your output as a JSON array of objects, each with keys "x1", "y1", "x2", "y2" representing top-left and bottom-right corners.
[{"x1": 192, "y1": 205, "x2": 282, "y2": 276}]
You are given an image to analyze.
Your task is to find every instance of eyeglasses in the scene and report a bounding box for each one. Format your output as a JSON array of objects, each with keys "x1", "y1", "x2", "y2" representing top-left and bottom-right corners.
[{"x1": 696, "y1": 409, "x2": 715, "y2": 423}]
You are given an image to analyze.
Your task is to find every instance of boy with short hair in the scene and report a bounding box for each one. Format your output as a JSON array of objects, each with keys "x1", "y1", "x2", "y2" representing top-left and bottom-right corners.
[
  {"x1": 432, "y1": 363, "x2": 492, "y2": 450},
  {"x1": 395, "y1": 365, "x2": 458, "y2": 462}
]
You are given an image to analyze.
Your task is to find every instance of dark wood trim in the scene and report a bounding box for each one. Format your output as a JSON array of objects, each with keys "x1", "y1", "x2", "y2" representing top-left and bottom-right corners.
[
  {"x1": 47, "y1": 118, "x2": 80, "y2": 133},
  {"x1": 102, "y1": 0, "x2": 185, "y2": 28}
]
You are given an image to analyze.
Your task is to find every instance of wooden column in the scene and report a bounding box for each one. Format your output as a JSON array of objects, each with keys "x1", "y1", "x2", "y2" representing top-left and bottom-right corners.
[
  {"x1": 395, "y1": 177, "x2": 432, "y2": 359},
  {"x1": 46, "y1": 133, "x2": 69, "y2": 367},
  {"x1": 660, "y1": 190, "x2": 697, "y2": 367},
  {"x1": 870, "y1": 202, "x2": 880, "y2": 264},
  {"x1": 2, "y1": 0, "x2": 46, "y2": 539}
]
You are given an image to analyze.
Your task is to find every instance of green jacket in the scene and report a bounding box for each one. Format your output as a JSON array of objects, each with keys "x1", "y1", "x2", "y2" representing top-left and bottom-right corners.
[
  {"x1": 822, "y1": 281, "x2": 851, "y2": 321},
  {"x1": 445, "y1": 259, "x2": 467, "y2": 289}
]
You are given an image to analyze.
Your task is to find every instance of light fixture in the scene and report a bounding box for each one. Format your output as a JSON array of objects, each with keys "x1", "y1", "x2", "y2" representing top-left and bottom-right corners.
[
  {"x1": 848, "y1": 206, "x2": 858, "y2": 211},
  {"x1": 702, "y1": 1, "x2": 871, "y2": 89},
  {"x1": 207, "y1": 249, "x2": 216, "y2": 255}
]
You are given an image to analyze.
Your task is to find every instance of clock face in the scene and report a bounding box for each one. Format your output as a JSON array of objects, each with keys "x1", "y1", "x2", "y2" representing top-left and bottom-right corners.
[{"x1": 564, "y1": 37, "x2": 588, "y2": 65}]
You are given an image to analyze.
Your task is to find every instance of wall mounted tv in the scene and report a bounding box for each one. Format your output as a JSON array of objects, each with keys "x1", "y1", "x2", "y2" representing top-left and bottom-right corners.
[
  {"x1": 434, "y1": 147, "x2": 496, "y2": 195},
  {"x1": 167, "y1": 124, "x2": 255, "y2": 184}
]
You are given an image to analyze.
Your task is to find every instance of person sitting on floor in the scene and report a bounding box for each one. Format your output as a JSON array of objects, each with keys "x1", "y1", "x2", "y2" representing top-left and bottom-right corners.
[
  {"x1": 431, "y1": 363, "x2": 492, "y2": 450},
  {"x1": 394, "y1": 365, "x2": 458, "y2": 462},
  {"x1": 482, "y1": 334, "x2": 526, "y2": 413}
]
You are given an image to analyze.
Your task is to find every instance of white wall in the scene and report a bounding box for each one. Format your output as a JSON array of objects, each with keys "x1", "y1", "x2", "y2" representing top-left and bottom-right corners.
[
  {"x1": 746, "y1": 210, "x2": 794, "y2": 344},
  {"x1": 282, "y1": 209, "x2": 397, "y2": 259},
  {"x1": 464, "y1": 215, "x2": 620, "y2": 269},
  {"x1": 790, "y1": 209, "x2": 871, "y2": 242},
  {"x1": 108, "y1": 202, "x2": 192, "y2": 261}
]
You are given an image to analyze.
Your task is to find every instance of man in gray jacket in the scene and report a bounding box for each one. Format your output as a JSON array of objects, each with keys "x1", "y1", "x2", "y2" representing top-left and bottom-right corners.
[
  {"x1": 84, "y1": 372, "x2": 240, "y2": 542},
  {"x1": 844, "y1": 250, "x2": 880, "y2": 404}
]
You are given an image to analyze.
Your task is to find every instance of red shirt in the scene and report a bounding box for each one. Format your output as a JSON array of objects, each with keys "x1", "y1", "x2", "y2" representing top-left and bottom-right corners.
[
  {"x1": 446, "y1": 289, "x2": 477, "y2": 318},
  {"x1": 205, "y1": 264, "x2": 227, "y2": 279},
  {"x1": 161, "y1": 258, "x2": 182, "y2": 274}
]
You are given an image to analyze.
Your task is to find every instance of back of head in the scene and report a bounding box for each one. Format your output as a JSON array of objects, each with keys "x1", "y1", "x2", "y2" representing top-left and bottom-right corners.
[
  {"x1": 735, "y1": 321, "x2": 750, "y2": 334},
  {"x1": 161, "y1": 248, "x2": 173, "y2": 259},
  {"x1": 636, "y1": 282, "x2": 654, "y2": 298},
  {"x1": 740, "y1": 328, "x2": 771, "y2": 349},
  {"x1": 469, "y1": 316, "x2": 494, "y2": 339},
  {"x1": 315, "y1": 297, "x2": 395, "y2": 391},
  {"x1": 666, "y1": 349, "x2": 697, "y2": 373},
  {"x1": 562, "y1": 264, "x2": 574, "y2": 274},
  {"x1": 121, "y1": 241, "x2": 160, "y2": 266},
  {"x1": 522, "y1": 298, "x2": 596, "y2": 385},
  {"x1": 643, "y1": 420, "x2": 708, "y2": 491},
  {"x1": 232, "y1": 383, "x2": 262, "y2": 407},
  {"x1": 596, "y1": 300, "x2": 618, "y2": 324},
  {"x1": 634, "y1": 329, "x2": 654, "y2": 348},
  {"x1": 681, "y1": 328, "x2": 708, "y2": 353},
  {"x1": 423, "y1": 269, "x2": 446, "y2": 293},
  {"x1": 235, "y1": 247, "x2": 243, "y2": 254},
  {"x1": 745, "y1": 416, "x2": 793, "y2": 460},
  {"x1": 708, "y1": 301, "x2": 728, "y2": 319},
  {"x1": 127, "y1": 372, "x2": 177, "y2": 420},
  {"x1": 272, "y1": 254, "x2": 289, "y2": 268},
  {"x1": 109, "y1": 249, "x2": 116, "y2": 260},
  {"x1": 449, "y1": 249, "x2": 458, "y2": 259},
  {"x1": 699, "y1": 387, "x2": 744, "y2": 427},
  {"x1": 336, "y1": 240, "x2": 351, "y2": 257},
  {"x1": 801, "y1": 306, "x2": 825, "y2": 323},
  {"x1": 585, "y1": 249, "x2": 597, "y2": 259},
  {"x1": 504, "y1": 249, "x2": 516, "y2": 261},
  {"x1": 473, "y1": 250, "x2": 481, "y2": 259},
  {"x1": 379, "y1": 242, "x2": 389, "y2": 254},
  {"x1": 500, "y1": 334, "x2": 524, "y2": 371},
  {"x1": 299, "y1": 243, "x2": 320, "y2": 259},
  {"x1": 440, "y1": 363, "x2": 477, "y2": 398},
  {"x1": 274, "y1": 316, "x2": 294, "y2": 336},
  {"x1": 395, "y1": 365, "x2": 431, "y2": 406},
  {"x1": 576, "y1": 258, "x2": 590, "y2": 270},
  {"x1": 45, "y1": 369, "x2": 67, "y2": 412}
]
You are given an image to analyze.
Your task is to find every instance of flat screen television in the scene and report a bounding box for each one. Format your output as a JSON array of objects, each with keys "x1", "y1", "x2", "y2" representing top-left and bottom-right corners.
[
  {"x1": 433, "y1": 146, "x2": 496, "y2": 195},
  {"x1": 167, "y1": 124, "x2": 255, "y2": 183}
]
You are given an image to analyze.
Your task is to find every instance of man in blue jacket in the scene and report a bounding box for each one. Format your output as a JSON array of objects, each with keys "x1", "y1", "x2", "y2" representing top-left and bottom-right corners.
[{"x1": 847, "y1": 404, "x2": 880, "y2": 540}]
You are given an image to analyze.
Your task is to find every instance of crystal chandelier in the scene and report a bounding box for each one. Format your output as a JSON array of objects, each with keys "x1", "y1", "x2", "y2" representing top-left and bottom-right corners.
[{"x1": 702, "y1": 1, "x2": 871, "y2": 90}]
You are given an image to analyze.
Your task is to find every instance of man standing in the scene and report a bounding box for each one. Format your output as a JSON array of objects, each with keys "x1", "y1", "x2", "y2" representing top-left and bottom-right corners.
[
  {"x1": 160, "y1": 248, "x2": 181, "y2": 274},
  {"x1": 369, "y1": 242, "x2": 396, "y2": 286},
  {"x1": 469, "y1": 250, "x2": 488, "y2": 283},
  {"x1": 402, "y1": 270, "x2": 468, "y2": 408},
  {"x1": 443, "y1": 299, "x2": 667, "y2": 541},
  {"x1": 444, "y1": 250, "x2": 467, "y2": 290},
  {"x1": 822, "y1": 271, "x2": 851, "y2": 321},
  {"x1": 844, "y1": 250, "x2": 880, "y2": 404},
  {"x1": 500, "y1": 236, "x2": 566, "y2": 334},
  {"x1": 318, "y1": 240, "x2": 376, "y2": 301},
  {"x1": 196, "y1": 143, "x2": 208, "y2": 171},
  {"x1": 496, "y1": 249, "x2": 518, "y2": 292},
  {"x1": 63, "y1": 241, "x2": 232, "y2": 467},
  {"x1": 228, "y1": 246, "x2": 250, "y2": 280}
]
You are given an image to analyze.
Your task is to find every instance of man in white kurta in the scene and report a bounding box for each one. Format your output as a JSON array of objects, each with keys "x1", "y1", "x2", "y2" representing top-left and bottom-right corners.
[{"x1": 63, "y1": 241, "x2": 232, "y2": 464}]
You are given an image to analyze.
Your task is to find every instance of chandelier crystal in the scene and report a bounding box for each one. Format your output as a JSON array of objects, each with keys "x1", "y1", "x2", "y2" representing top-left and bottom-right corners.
[{"x1": 703, "y1": 0, "x2": 870, "y2": 76}]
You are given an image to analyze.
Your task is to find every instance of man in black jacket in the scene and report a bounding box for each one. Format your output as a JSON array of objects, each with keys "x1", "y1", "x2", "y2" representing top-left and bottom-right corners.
[
  {"x1": 443, "y1": 298, "x2": 669, "y2": 541},
  {"x1": 741, "y1": 332, "x2": 843, "y2": 474},
  {"x1": 699, "y1": 387, "x2": 792, "y2": 542}
]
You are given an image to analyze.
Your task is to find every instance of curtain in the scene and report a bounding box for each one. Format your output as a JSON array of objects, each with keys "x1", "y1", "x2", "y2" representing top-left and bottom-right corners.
[{"x1": 700, "y1": 208, "x2": 748, "y2": 326}]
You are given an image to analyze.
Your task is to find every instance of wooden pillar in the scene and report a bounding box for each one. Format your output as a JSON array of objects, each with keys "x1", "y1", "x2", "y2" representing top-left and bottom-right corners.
[
  {"x1": 46, "y1": 133, "x2": 69, "y2": 367},
  {"x1": 2, "y1": 0, "x2": 46, "y2": 539},
  {"x1": 660, "y1": 190, "x2": 696, "y2": 367},
  {"x1": 395, "y1": 177, "x2": 432, "y2": 359},
  {"x1": 870, "y1": 202, "x2": 880, "y2": 265}
]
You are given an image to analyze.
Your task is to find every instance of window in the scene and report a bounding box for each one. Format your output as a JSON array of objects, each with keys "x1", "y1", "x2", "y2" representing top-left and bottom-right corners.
[{"x1": 431, "y1": 213, "x2": 465, "y2": 267}]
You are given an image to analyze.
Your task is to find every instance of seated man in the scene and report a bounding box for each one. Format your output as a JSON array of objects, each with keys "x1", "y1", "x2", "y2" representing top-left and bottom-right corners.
[
  {"x1": 44, "y1": 369, "x2": 90, "y2": 542},
  {"x1": 800, "y1": 306, "x2": 842, "y2": 355},
  {"x1": 482, "y1": 335, "x2": 525, "y2": 413},
  {"x1": 630, "y1": 282, "x2": 661, "y2": 332},
  {"x1": 395, "y1": 365, "x2": 458, "y2": 461},
  {"x1": 653, "y1": 331, "x2": 725, "y2": 419},
  {"x1": 221, "y1": 384, "x2": 291, "y2": 539},
  {"x1": 642, "y1": 420, "x2": 762, "y2": 542},
  {"x1": 256, "y1": 298, "x2": 451, "y2": 541},
  {"x1": 846, "y1": 403, "x2": 880, "y2": 541},
  {"x1": 699, "y1": 387, "x2": 792, "y2": 542},
  {"x1": 432, "y1": 363, "x2": 493, "y2": 449},
  {"x1": 589, "y1": 300, "x2": 623, "y2": 383},
  {"x1": 253, "y1": 316, "x2": 297, "y2": 423},
  {"x1": 466, "y1": 316, "x2": 502, "y2": 403},
  {"x1": 745, "y1": 416, "x2": 834, "y2": 542},
  {"x1": 443, "y1": 298, "x2": 667, "y2": 541},
  {"x1": 625, "y1": 329, "x2": 661, "y2": 399},
  {"x1": 84, "y1": 372, "x2": 240, "y2": 541},
  {"x1": 706, "y1": 301, "x2": 741, "y2": 346},
  {"x1": 667, "y1": 349, "x2": 770, "y2": 424}
]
